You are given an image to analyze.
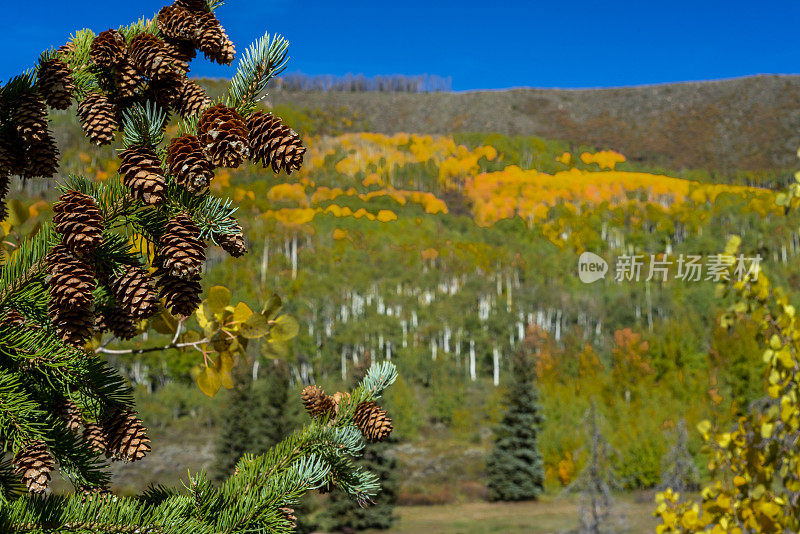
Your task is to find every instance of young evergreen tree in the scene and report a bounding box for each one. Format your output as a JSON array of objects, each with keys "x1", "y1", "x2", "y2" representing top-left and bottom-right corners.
[
  {"x1": 486, "y1": 347, "x2": 545, "y2": 501},
  {"x1": 569, "y1": 401, "x2": 620, "y2": 534},
  {"x1": 322, "y1": 359, "x2": 399, "y2": 532},
  {"x1": 659, "y1": 418, "x2": 700, "y2": 492},
  {"x1": 0, "y1": 3, "x2": 400, "y2": 531}
]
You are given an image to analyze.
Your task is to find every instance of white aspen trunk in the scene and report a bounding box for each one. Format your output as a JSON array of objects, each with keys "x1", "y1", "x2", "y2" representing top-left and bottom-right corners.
[
  {"x1": 341, "y1": 346, "x2": 347, "y2": 380},
  {"x1": 252, "y1": 359, "x2": 259, "y2": 381},
  {"x1": 401, "y1": 320, "x2": 408, "y2": 348},
  {"x1": 493, "y1": 346, "x2": 500, "y2": 386},
  {"x1": 506, "y1": 273, "x2": 513, "y2": 310},
  {"x1": 291, "y1": 234, "x2": 298, "y2": 280},
  {"x1": 646, "y1": 280, "x2": 653, "y2": 332},
  {"x1": 431, "y1": 339, "x2": 437, "y2": 361},
  {"x1": 260, "y1": 236, "x2": 269, "y2": 287},
  {"x1": 385, "y1": 342, "x2": 391, "y2": 361},
  {"x1": 469, "y1": 340, "x2": 476, "y2": 381}
]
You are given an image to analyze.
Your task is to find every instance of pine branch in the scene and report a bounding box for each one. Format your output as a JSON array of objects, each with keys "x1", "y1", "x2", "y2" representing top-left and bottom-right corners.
[
  {"x1": 121, "y1": 102, "x2": 167, "y2": 149},
  {"x1": 0, "y1": 225, "x2": 55, "y2": 315},
  {"x1": 226, "y1": 31, "x2": 290, "y2": 115}
]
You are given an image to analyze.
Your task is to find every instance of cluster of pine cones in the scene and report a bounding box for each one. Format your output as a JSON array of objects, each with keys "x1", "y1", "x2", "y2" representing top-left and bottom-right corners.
[
  {"x1": 12, "y1": 399, "x2": 149, "y2": 494},
  {"x1": 47, "y1": 189, "x2": 217, "y2": 346},
  {"x1": 301, "y1": 385, "x2": 393, "y2": 443}
]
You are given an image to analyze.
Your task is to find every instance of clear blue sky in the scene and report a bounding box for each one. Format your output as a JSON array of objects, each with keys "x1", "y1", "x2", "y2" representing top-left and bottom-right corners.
[{"x1": 2, "y1": 1, "x2": 799, "y2": 91}]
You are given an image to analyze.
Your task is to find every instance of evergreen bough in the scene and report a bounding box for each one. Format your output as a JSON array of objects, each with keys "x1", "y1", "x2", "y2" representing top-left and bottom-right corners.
[
  {"x1": 485, "y1": 349, "x2": 545, "y2": 501},
  {"x1": 0, "y1": 2, "x2": 399, "y2": 532}
]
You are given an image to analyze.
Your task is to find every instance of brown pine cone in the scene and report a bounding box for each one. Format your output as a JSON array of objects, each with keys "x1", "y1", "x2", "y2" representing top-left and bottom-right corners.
[
  {"x1": 301, "y1": 385, "x2": 335, "y2": 418},
  {"x1": 77, "y1": 92, "x2": 118, "y2": 145},
  {"x1": 175, "y1": 0, "x2": 210, "y2": 11},
  {"x1": 158, "y1": 4, "x2": 198, "y2": 41},
  {"x1": 146, "y1": 74, "x2": 185, "y2": 109},
  {"x1": 216, "y1": 229, "x2": 248, "y2": 258},
  {"x1": 36, "y1": 58, "x2": 75, "y2": 110},
  {"x1": 58, "y1": 399, "x2": 85, "y2": 433},
  {"x1": 128, "y1": 33, "x2": 184, "y2": 79},
  {"x1": 156, "y1": 213, "x2": 206, "y2": 278},
  {"x1": 198, "y1": 104, "x2": 249, "y2": 168},
  {"x1": 246, "y1": 111, "x2": 306, "y2": 175},
  {"x1": 90, "y1": 29, "x2": 127, "y2": 67},
  {"x1": 111, "y1": 267, "x2": 159, "y2": 319},
  {"x1": 103, "y1": 410, "x2": 150, "y2": 462},
  {"x1": 13, "y1": 440, "x2": 55, "y2": 494},
  {"x1": 118, "y1": 146, "x2": 166, "y2": 205},
  {"x1": 195, "y1": 11, "x2": 235, "y2": 65},
  {"x1": 162, "y1": 37, "x2": 197, "y2": 64},
  {"x1": 23, "y1": 133, "x2": 60, "y2": 178},
  {"x1": 12, "y1": 92, "x2": 49, "y2": 143},
  {"x1": 105, "y1": 307, "x2": 137, "y2": 340},
  {"x1": 156, "y1": 269, "x2": 202, "y2": 316},
  {"x1": 46, "y1": 247, "x2": 96, "y2": 309},
  {"x1": 174, "y1": 78, "x2": 211, "y2": 117},
  {"x1": 114, "y1": 60, "x2": 142, "y2": 99},
  {"x1": 166, "y1": 134, "x2": 213, "y2": 192},
  {"x1": 52, "y1": 191, "x2": 104, "y2": 255},
  {"x1": 83, "y1": 422, "x2": 108, "y2": 454},
  {"x1": 0, "y1": 132, "x2": 25, "y2": 177},
  {"x1": 94, "y1": 308, "x2": 109, "y2": 334},
  {"x1": 353, "y1": 401, "x2": 393, "y2": 443},
  {"x1": 279, "y1": 507, "x2": 297, "y2": 530}
]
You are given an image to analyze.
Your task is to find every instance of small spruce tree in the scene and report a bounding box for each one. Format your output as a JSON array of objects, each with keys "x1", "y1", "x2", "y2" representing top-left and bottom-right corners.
[
  {"x1": 658, "y1": 418, "x2": 700, "y2": 492},
  {"x1": 486, "y1": 347, "x2": 545, "y2": 501}
]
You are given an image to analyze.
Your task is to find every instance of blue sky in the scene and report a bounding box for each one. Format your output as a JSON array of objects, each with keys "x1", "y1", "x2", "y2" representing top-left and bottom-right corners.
[{"x1": 2, "y1": 1, "x2": 799, "y2": 91}]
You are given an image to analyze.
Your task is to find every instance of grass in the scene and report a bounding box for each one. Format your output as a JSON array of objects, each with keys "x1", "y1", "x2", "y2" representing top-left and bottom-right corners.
[{"x1": 367, "y1": 493, "x2": 658, "y2": 534}]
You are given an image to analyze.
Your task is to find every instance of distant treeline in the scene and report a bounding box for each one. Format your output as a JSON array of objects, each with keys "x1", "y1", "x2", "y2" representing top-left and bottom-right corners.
[{"x1": 274, "y1": 72, "x2": 453, "y2": 93}]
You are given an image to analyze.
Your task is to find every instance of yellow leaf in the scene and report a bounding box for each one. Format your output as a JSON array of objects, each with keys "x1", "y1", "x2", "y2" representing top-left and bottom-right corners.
[
  {"x1": 6, "y1": 200, "x2": 28, "y2": 227},
  {"x1": 232, "y1": 302, "x2": 253, "y2": 324},
  {"x1": 218, "y1": 353, "x2": 234, "y2": 389},
  {"x1": 207, "y1": 286, "x2": 232, "y2": 314},
  {"x1": 196, "y1": 366, "x2": 221, "y2": 397},
  {"x1": 196, "y1": 302, "x2": 213, "y2": 329},
  {"x1": 270, "y1": 314, "x2": 299, "y2": 341}
]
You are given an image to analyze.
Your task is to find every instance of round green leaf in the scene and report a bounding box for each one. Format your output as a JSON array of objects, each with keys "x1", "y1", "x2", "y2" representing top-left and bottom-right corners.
[
  {"x1": 207, "y1": 286, "x2": 232, "y2": 314},
  {"x1": 263, "y1": 293, "x2": 282, "y2": 320},
  {"x1": 240, "y1": 313, "x2": 270, "y2": 339},
  {"x1": 270, "y1": 314, "x2": 299, "y2": 341}
]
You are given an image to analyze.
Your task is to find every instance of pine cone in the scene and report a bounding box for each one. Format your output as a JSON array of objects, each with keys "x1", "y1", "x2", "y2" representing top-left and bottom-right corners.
[
  {"x1": 353, "y1": 401, "x2": 393, "y2": 443},
  {"x1": 1, "y1": 308, "x2": 25, "y2": 327},
  {"x1": 90, "y1": 29, "x2": 126, "y2": 67},
  {"x1": 12, "y1": 92, "x2": 49, "y2": 143},
  {"x1": 111, "y1": 266, "x2": 159, "y2": 319},
  {"x1": 174, "y1": 78, "x2": 211, "y2": 117},
  {"x1": 58, "y1": 399, "x2": 85, "y2": 433},
  {"x1": 166, "y1": 134, "x2": 213, "y2": 192},
  {"x1": 83, "y1": 422, "x2": 108, "y2": 454},
  {"x1": 94, "y1": 308, "x2": 109, "y2": 333},
  {"x1": 158, "y1": 4, "x2": 198, "y2": 41},
  {"x1": 52, "y1": 191, "x2": 104, "y2": 255},
  {"x1": 118, "y1": 146, "x2": 166, "y2": 205},
  {"x1": 198, "y1": 104, "x2": 249, "y2": 168},
  {"x1": 0, "y1": 132, "x2": 25, "y2": 178},
  {"x1": 13, "y1": 440, "x2": 54, "y2": 494},
  {"x1": 77, "y1": 92, "x2": 118, "y2": 146},
  {"x1": 128, "y1": 33, "x2": 184, "y2": 79},
  {"x1": 36, "y1": 58, "x2": 75, "y2": 110},
  {"x1": 114, "y1": 60, "x2": 142, "y2": 99},
  {"x1": 175, "y1": 0, "x2": 210, "y2": 11},
  {"x1": 104, "y1": 409, "x2": 150, "y2": 462},
  {"x1": 23, "y1": 133, "x2": 60, "y2": 178},
  {"x1": 156, "y1": 269, "x2": 202, "y2": 316},
  {"x1": 162, "y1": 37, "x2": 197, "y2": 63},
  {"x1": 301, "y1": 385, "x2": 335, "y2": 418},
  {"x1": 156, "y1": 213, "x2": 206, "y2": 278},
  {"x1": 105, "y1": 307, "x2": 137, "y2": 340},
  {"x1": 279, "y1": 507, "x2": 297, "y2": 529},
  {"x1": 195, "y1": 12, "x2": 235, "y2": 65},
  {"x1": 216, "y1": 229, "x2": 247, "y2": 258},
  {"x1": 46, "y1": 246, "x2": 96, "y2": 309},
  {"x1": 246, "y1": 111, "x2": 306, "y2": 174},
  {"x1": 146, "y1": 74, "x2": 184, "y2": 109}
]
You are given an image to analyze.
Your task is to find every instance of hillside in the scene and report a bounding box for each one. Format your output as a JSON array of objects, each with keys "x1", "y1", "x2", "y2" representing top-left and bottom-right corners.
[{"x1": 248, "y1": 75, "x2": 800, "y2": 172}]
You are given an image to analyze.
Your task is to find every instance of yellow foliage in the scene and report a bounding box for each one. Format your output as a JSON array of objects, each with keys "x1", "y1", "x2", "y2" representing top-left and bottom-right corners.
[{"x1": 580, "y1": 149, "x2": 627, "y2": 170}]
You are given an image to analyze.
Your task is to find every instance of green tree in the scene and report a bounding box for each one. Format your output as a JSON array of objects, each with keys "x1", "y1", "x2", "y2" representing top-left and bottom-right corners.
[{"x1": 486, "y1": 348, "x2": 545, "y2": 501}]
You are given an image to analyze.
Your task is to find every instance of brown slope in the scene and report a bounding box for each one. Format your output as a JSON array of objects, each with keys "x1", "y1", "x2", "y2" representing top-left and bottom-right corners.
[{"x1": 263, "y1": 75, "x2": 800, "y2": 171}]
